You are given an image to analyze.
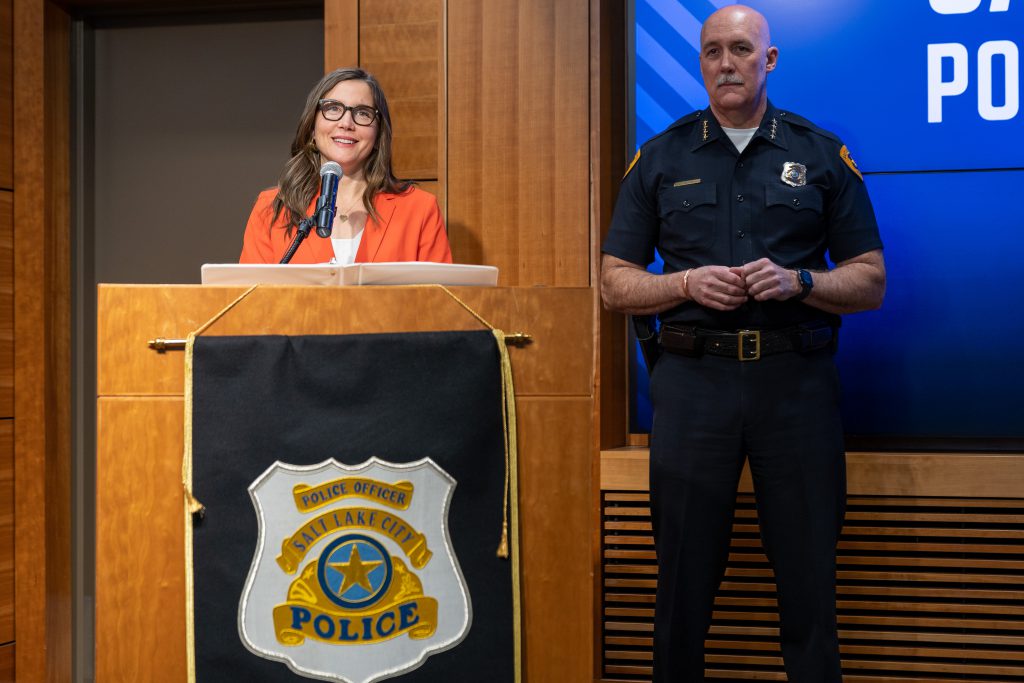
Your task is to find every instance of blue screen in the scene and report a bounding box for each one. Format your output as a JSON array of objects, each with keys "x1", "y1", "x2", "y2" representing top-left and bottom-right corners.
[{"x1": 630, "y1": 0, "x2": 1024, "y2": 443}]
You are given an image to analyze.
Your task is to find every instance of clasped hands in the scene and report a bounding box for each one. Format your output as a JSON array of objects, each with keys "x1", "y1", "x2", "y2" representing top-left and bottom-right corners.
[{"x1": 685, "y1": 258, "x2": 800, "y2": 311}]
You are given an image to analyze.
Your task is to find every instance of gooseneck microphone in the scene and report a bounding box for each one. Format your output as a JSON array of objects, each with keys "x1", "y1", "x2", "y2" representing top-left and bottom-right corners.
[{"x1": 314, "y1": 161, "x2": 343, "y2": 238}]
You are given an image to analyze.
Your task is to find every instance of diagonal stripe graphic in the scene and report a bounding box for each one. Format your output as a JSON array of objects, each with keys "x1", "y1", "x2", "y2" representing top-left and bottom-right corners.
[
  {"x1": 680, "y1": 0, "x2": 727, "y2": 15},
  {"x1": 636, "y1": 25, "x2": 708, "y2": 112},
  {"x1": 636, "y1": 84, "x2": 676, "y2": 139},
  {"x1": 642, "y1": 0, "x2": 703, "y2": 51}
]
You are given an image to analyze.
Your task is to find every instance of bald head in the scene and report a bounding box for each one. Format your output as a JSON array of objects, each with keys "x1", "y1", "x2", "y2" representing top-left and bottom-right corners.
[
  {"x1": 698, "y1": 4, "x2": 778, "y2": 127},
  {"x1": 701, "y1": 5, "x2": 771, "y2": 49}
]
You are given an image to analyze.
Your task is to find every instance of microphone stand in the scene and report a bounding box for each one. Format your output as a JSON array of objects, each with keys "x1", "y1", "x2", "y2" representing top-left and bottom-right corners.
[{"x1": 279, "y1": 216, "x2": 317, "y2": 264}]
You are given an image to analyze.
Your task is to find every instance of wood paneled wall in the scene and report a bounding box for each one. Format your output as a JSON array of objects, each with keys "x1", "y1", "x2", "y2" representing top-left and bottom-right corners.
[
  {"x1": 1, "y1": 0, "x2": 11, "y2": 190},
  {"x1": 0, "y1": 188, "x2": 11, "y2": 416},
  {"x1": 325, "y1": 0, "x2": 444, "y2": 202},
  {"x1": 360, "y1": 0, "x2": 441, "y2": 181},
  {"x1": 0, "y1": 195, "x2": 12, "y2": 654},
  {"x1": 327, "y1": 0, "x2": 596, "y2": 276},
  {"x1": 446, "y1": 0, "x2": 591, "y2": 287},
  {"x1": 1, "y1": 0, "x2": 14, "y2": 672},
  {"x1": 324, "y1": 0, "x2": 358, "y2": 72},
  {"x1": 12, "y1": 0, "x2": 72, "y2": 681},
  {"x1": 0, "y1": 422, "x2": 13, "y2": 643},
  {"x1": 328, "y1": 0, "x2": 596, "y2": 287}
]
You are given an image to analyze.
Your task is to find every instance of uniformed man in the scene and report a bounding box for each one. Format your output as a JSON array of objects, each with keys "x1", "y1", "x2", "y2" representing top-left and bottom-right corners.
[{"x1": 601, "y1": 5, "x2": 885, "y2": 682}]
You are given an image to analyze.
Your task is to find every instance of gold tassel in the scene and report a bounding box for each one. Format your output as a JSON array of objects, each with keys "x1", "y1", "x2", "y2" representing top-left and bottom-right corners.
[
  {"x1": 496, "y1": 520, "x2": 509, "y2": 559},
  {"x1": 429, "y1": 285, "x2": 520, "y2": 563},
  {"x1": 492, "y1": 329, "x2": 518, "y2": 559},
  {"x1": 492, "y1": 328, "x2": 522, "y2": 683},
  {"x1": 184, "y1": 490, "x2": 205, "y2": 518}
]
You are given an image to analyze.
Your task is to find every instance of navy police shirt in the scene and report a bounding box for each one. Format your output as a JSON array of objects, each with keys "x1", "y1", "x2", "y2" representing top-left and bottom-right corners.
[{"x1": 603, "y1": 101, "x2": 883, "y2": 329}]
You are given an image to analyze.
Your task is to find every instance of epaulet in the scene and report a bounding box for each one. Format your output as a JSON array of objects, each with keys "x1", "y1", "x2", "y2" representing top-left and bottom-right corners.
[
  {"x1": 624, "y1": 110, "x2": 702, "y2": 179},
  {"x1": 775, "y1": 110, "x2": 843, "y2": 146},
  {"x1": 647, "y1": 110, "x2": 702, "y2": 145}
]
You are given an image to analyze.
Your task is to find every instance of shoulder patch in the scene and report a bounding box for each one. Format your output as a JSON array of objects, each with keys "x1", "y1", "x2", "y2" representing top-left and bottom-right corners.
[
  {"x1": 839, "y1": 145, "x2": 863, "y2": 181},
  {"x1": 624, "y1": 148, "x2": 641, "y2": 179}
]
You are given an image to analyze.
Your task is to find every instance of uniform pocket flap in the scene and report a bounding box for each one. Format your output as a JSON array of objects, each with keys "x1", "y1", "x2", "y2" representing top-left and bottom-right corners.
[
  {"x1": 765, "y1": 184, "x2": 823, "y2": 213},
  {"x1": 661, "y1": 182, "x2": 717, "y2": 214}
]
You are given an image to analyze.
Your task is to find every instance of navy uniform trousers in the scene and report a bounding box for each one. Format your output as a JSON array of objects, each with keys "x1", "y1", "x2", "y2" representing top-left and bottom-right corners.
[{"x1": 649, "y1": 347, "x2": 846, "y2": 682}]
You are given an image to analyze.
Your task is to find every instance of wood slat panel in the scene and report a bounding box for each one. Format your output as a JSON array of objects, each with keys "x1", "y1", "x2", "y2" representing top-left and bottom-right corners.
[
  {"x1": 358, "y1": 0, "x2": 440, "y2": 180},
  {"x1": 447, "y1": 0, "x2": 590, "y2": 286},
  {"x1": 763, "y1": 525, "x2": 1024, "y2": 539},
  {"x1": 95, "y1": 397, "x2": 186, "y2": 682},
  {"x1": 836, "y1": 613, "x2": 1024, "y2": 630},
  {"x1": 601, "y1": 473, "x2": 1024, "y2": 682},
  {"x1": 596, "y1": 643, "x2": 1024, "y2": 662},
  {"x1": 0, "y1": 191, "x2": 11, "y2": 416},
  {"x1": 838, "y1": 679, "x2": 1006, "y2": 683},
  {"x1": 837, "y1": 539, "x2": 1024, "y2": 553}
]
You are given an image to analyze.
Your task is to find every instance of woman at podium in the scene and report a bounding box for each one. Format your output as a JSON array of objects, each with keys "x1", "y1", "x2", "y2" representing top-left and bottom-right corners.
[{"x1": 239, "y1": 68, "x2": 453, "y2": 265}]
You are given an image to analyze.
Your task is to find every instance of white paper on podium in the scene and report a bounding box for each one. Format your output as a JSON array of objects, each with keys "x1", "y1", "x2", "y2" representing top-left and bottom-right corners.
[{"x1": 200, "y1": 262, "x2": 499, "y2": 287}]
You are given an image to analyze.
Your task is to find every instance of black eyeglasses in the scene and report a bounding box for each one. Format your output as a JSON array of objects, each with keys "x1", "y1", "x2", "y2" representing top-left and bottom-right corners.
[{"x1": 318, "y1": 99, "x2": 378, "y2": 126}]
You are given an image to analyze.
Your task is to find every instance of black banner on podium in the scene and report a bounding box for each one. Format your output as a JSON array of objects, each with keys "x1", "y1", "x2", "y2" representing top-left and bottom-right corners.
[{"x1": 184, "y1": 331, "x2": 518, "y2": 683}]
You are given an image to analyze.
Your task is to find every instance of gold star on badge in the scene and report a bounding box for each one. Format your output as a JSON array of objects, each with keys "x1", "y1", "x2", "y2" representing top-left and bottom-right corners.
[{"x1": 330, "y1": 545, "x2": 383, "y2": 594}]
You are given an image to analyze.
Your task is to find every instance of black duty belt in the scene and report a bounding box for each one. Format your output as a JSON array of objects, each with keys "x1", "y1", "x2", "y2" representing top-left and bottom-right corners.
[{"x1": 659, "y1": 323, "x2": 834, "y2": 361}]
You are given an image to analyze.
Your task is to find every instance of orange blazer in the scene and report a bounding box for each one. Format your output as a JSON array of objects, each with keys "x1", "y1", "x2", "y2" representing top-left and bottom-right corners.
[{"x1": 239, "y1": 186, "x2": 453, "y2": 264}]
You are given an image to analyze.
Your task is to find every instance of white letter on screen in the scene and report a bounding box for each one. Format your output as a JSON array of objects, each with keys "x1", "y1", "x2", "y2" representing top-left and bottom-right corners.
[
  {"x1": 928, "y1": 43, "x2": 970, "y2": 122},
  {"x1": 988, "y1": 0, "x2": 1010, "y2": 12},
  {"x1": 929, "y1": 0, "x2": 983, "y2": 13},
  {"x1": 978, "y1": 40, "x2": 1019, "y2": 120}
]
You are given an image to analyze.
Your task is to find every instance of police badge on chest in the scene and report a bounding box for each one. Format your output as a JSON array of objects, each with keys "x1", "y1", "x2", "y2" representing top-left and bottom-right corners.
[{"x1": 781, "y1": 162, "x2": 807, "y2": 187}]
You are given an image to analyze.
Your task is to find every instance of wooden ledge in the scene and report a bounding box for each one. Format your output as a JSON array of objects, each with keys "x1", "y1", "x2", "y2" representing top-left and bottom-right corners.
[{"x1": 601, "y1": 447, "x2": 1024, "y2": 499}]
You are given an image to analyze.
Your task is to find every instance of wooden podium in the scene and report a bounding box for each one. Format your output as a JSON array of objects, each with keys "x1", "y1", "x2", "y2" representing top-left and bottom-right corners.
[{"x1": 95, "y1": 285, "x2": 596, "y2": 682}]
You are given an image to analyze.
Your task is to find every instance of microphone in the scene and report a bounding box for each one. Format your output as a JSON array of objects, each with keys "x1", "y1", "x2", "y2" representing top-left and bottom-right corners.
[{"x1": 314, "y1": 162, "x2": 342, "y2": 238}]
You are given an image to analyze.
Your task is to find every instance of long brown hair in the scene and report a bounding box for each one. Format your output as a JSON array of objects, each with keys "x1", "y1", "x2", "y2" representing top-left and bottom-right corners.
[{"x1": 271, "y1": 68, "x2": 409, "y2": 235}]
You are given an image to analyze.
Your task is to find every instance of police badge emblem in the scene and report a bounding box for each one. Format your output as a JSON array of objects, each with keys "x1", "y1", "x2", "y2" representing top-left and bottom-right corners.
[
  {"x1": 781, "y1": 162, "x2": 807, "y2": 187},
  {"x1": 238, "y1": 457, "x2": 471, "y2": 683}
]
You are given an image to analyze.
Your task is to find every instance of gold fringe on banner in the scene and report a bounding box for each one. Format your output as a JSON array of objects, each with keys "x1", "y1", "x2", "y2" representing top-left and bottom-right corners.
[
  {"x1": 491, "y1": 326, "x2": 523, "y2": 683},
  {"x1": 182, "y1": 284, "x2": 259, "y2": 683},
  {"x1": 433, "y1": 285, "x2": 523, "y2": 683},
  {"x1": 432, "y1": 286, "x2": 519, "y2": 558}
]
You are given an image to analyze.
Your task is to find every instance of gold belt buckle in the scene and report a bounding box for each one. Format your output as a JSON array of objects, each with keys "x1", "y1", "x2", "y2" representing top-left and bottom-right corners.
[{"x1": 738, "y1": 330, "x2": 761, "y2": 361}]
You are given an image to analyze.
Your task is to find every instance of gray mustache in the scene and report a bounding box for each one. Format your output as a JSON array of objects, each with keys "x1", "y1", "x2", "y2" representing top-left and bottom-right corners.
[{"x1": 717, "y1": 74, "x2": 744, "y2": 86}]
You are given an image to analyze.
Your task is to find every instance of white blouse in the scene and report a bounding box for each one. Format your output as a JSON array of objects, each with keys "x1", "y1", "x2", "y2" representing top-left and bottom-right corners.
[{"x1": 330, "y1": 230, "x2": 364, "y2": 266}]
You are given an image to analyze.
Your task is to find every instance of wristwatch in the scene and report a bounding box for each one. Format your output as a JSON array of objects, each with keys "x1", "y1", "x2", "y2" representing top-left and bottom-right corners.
[{"x1": 794, "y1": 269, "x2": 813, "y2": 301}]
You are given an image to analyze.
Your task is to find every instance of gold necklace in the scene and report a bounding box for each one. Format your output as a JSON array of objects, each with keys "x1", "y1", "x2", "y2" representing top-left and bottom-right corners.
[{"x1": 337, "y1": 195, "x2": 363, "y2": 223}]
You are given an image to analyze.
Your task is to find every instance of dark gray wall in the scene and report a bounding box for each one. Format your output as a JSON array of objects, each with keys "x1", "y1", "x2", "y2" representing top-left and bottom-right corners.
[{"x1": 91, "y1": 15, "x2": 323, "y2": 283}]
